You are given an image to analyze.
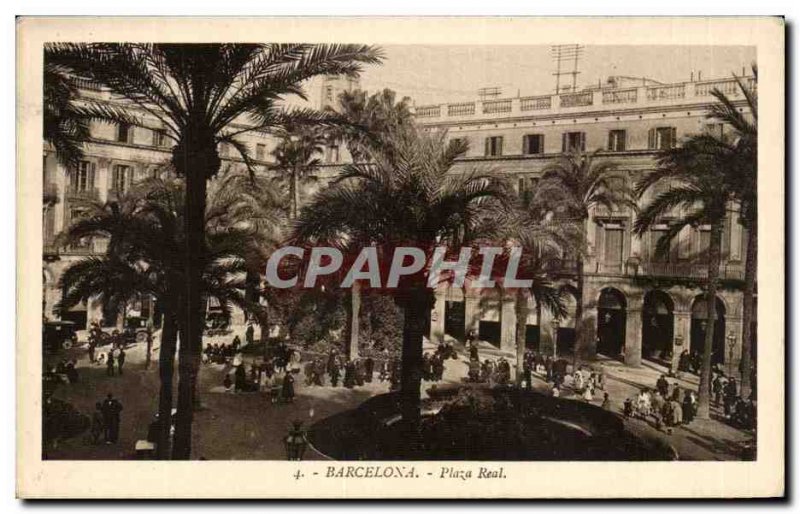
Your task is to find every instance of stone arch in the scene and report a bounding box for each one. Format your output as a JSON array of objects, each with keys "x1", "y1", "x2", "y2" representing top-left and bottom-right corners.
[
  {"x1": 690, "y1": 294, "x2": 727, "y2": 366},
  {"x1": 642, "y1": 290, "x2": 675, "y2": 362},
  {"x1": 597, "y1": 287, "x2": 627, "y2": 358}
]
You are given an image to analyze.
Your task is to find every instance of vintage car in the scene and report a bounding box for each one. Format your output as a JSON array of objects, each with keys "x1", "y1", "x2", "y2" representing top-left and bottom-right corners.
[{"x1": 42, "y1": 320, "x2": 79, "y2": 353}]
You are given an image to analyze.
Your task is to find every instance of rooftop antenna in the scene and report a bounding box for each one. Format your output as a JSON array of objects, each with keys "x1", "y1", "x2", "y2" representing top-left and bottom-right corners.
[{"x1": 551, "y1": 44, "x2": 583, "y2": 93}]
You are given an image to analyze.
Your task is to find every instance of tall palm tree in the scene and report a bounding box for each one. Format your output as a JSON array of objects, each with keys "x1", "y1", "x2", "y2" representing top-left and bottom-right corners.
[
  {"x1": 269, "y1": 126, "x2": 327, "y2": 219},
  {"x1": 634, "y1": 138, "x2": 735, "y2": 419},
  {"x1": 58, "y1": 178, "x2": 265, "y2": 458},
  {"x1": 329, "y1": 87, "x2": 415, "y2": 359},
  {"x1": 531, "y1": 149, "x2": 634, "y2": 364},
  {"x1": 293, "y1": 130, "x2": 512, "y2": 425},
  {"x1": 706, "y1": 68, "x2": 758, "y2": 396},
  {"x1": 46, "y1": 43, "x2": 383, "y2": 459}
]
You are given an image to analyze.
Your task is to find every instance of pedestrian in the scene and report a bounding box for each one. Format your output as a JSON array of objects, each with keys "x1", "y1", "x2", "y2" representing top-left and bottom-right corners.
[
  {"x1": 88, "y1": 340, "x2": 96, "y2": 364},
  {"x1": 90, "y1": 402, "x2": 104, "y2": 444},
  {"x1": 364, "y1": 357, "x2": 374, "y2": 383},
  {"x1": 682, "y1": 389, "x2": 695, "y2": 424},
  {"x1": 245, "y1": 324, "x2": 254, "y2": 347},
  {"x1": 282, "y1": 372, "x2": 295, "y2": 403},
  {"x1": 101, "y1": 393, "x2": 123, "y2": 443},
  {"x1": 651, "y1": 391, "x2": 665, "y2": 431},
  {"x1": 106, "y1": 349, "x2": 115, "y2": 377},
  {"x1": 601, "y1": 392, "x2": 611, "y2": 410},
  {"x1": 522, "y1": 359, "x2": 532, "y2": 390},
  {"x1": 656, "y1": 374, "x2": 669, "y2": 397},
  {"x1": 117, "y1": 348, "x2": 126, "y2": 375},
  {"x1": 724, "y1": 377, "x2": 738, "y2": 417},
  {"x1": 712, "y1": 373, "x2": 724, "y2": 406},
  {"x1": 670, "y1": 383, "x2": 681, "y2": 402}
]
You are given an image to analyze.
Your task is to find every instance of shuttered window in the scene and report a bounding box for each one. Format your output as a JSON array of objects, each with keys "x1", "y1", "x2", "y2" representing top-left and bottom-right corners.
[
  {"x1": 562, "y1": 132, "x2": 586, "y2": 152},
  {"x1": 648, "y1": 127, "x2": 677, "y2": 150},
  {"x1": 485, "y1": 136, "x2": 503, "y2": 156}
]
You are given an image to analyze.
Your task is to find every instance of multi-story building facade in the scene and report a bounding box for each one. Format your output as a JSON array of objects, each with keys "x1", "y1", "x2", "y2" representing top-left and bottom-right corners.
[
  {"x1": 415, "y1": 74, "x2": 756, "y2": 372},
  {"x1": 42, "y1": 75, "x2": 355, "y2": 331},
  {"x1": 42, "y1": 71, "x2": 756, "y2": 375}
]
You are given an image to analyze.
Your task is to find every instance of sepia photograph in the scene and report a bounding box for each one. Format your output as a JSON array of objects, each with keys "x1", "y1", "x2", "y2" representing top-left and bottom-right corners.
[{"x1": 16, "y1": 16, "x2": 785, "y2": 499}]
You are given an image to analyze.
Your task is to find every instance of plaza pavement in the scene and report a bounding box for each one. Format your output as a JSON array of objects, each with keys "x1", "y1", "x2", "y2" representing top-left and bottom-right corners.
[{"x1": 45, "y1": 330, "x2": 754, "y2": 461}]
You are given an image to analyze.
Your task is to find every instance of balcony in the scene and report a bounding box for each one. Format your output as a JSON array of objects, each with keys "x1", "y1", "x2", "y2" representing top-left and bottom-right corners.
[
  {"x1": 415, "y1": 105, "x2": 441, "y2": 118},
  {"x1": 447, "y1": 102, "x2": 476, "y2": 117},
  {"x1": 639, "y1": 261, "x2": 745, "y2": 281},
  {"x1": 646, "y1": 84, "x2": 685, "y2": 101},
  {"x1": 519, "y1": 95, "x2": 552, "y2": 111},
  {"x1": 482, "y1": 99, "x2": 512, "y2": 114},
  {"x1": 694, "y1": 78, "x2": 756, "y2": 98},
  {"x1": 65, "y1": 187, "x2": 100, "y2": 201},
  {"x1": 559, "y1": 91, "x2": 594, "y2": 108},
  {"x1": 602, "y1": 88, "x2": 638, "y2": 105},
  {"x1": 412, "y1": 75, "x2": 755, "y2": 124}
]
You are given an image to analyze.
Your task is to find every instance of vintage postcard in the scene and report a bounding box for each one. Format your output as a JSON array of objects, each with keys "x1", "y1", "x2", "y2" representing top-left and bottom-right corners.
[{"x1": 16, "y1": 16, "x2": 784, "y2": 499}]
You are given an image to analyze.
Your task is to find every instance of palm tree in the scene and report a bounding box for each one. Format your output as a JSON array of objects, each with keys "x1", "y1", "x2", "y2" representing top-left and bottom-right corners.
[
  {"x1": 58, "y1": 178, "x2": 265, "y2": 457},
  {"x1": 329, "y1": 87, "x2": 415, "y2": 360},
  {"x1": 531, "y1": 149, "x2": 634, "y2": 364},
  {"x1": 706, "y1": 68, "x2": 758, "y2": 396},
  {"x1": 293, "y1": 129, "x2": 512, "y2": 425},
  {"x1": 634, "y1": 137, "x2": 735, "y2": 419},
  {"x1": 269, "y1": 126, "x2": 327, "y2": 219},
  {"x1": 46, "y1": 43, "x2": 383, "y2": 459},
  {"x1": 329, "y1": 88, "x2": 414, "y2": 162},
  {"x1": 206, "y1": 168, "x2": 287, "y2": 355}
]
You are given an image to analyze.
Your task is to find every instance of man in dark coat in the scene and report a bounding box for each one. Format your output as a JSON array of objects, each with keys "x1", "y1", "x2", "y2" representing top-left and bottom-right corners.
[
  {"x1": 117, "y1": 348, "x2": 126, "y2": 375},
  {"x1": 101, "y1": 393, "x2": 123, "y2": 443},
  {"x1": 106, "y1": 350, "x2": 115, "y2": 377},
  {"x1": 364, "y1": 357, "x2": 374, "y2": 383},
  {"x1": 245, "y1": 324, "x2": 255, "y2": 347},
  {"x1": 656, "y1": 374, "x2": 670, "y2": 397}
]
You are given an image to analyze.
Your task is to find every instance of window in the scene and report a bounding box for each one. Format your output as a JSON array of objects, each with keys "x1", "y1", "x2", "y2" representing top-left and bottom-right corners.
[
  {"x1": 697, "y1": 226, "x2": 711, "y2": 261},
  {"x1": 485, "y1": 136, "x2": 503, "y2": 156},
  {"x1": 648, "y1": 127, "x2": 677, "y2": 150},
  {"x1": 608, "y1": 130, "x2": 627, "y2": 152},
  {"x1": 523, "y1": 134, "x2": 544, "y2": 155},
  {"x1": 649, "y1": 224, "x2": 672, "y2": 262},
  {"x1": 603, "y1": 222, "x2": 625, "y2": 264},
  {"x1": 152, "y1": 129, "x2": 167, "y2": 147},
  {"x1": 327, "y1": 145, "x2": 340, "y2": 163},
  {"x1": 70, "y1": 161, "x2": 95, "y2": 193},
  {"x1": 256, "y1": 143, "x2": 266, "y2": 161},
  {"x1": 704, "y1": 123, "x2": 725, "y2": 139},
  {"x1": 112, "y1": 164, "x2": 132, "y2": 194},
  {"x1": 562, "y1": 131, "x2": 586, "y2": 152},
  {"x1": 117, "y1": 123, "x2": 132, "y2": 143}
]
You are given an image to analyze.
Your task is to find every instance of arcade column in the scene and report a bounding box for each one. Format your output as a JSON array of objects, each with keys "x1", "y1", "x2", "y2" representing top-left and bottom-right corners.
[
  {"x1": 672, "y1": 310, "x2": 692, "y2": 371},
  {"x1": 429, "y1": 290, "x2": 446, "y2": 344},
  {"x1": 500, "y1": 292, "x2": 517, "y2": 354},
  {"x1": 464, "y1": 292, "x2": 480, "y2": 338},
  {"x1": 624, "y1": 306, "x2": 643, "y2": 367}
]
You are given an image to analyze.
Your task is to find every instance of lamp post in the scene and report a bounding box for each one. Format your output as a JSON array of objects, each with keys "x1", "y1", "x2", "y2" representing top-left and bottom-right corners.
[
  {"x1": 551, "y1": 318, "x2": 561, "y2": 359},
  {"x1": 727, "y1": 331, "x2": 736, "y2": 378},
  {"x1": 284, "y1": 420, "x2": 308, "y2": 461}
]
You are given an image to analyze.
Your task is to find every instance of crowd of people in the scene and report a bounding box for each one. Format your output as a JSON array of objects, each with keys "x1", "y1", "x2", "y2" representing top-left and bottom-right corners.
[
  {"x1": 712, "y1": 371, "x2": 757, "y2": 430},
  {"x1": 623, "y1": 374, "x2": 697, "y2": 434}
]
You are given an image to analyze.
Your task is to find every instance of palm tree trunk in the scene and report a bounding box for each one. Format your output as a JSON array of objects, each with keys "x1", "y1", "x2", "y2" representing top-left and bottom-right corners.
[
  {"x1": 156, "y1": 312, "x2": 178, "y2": 459},
  {"x1": 740, "y1": 221, "x2": 757, "y2": 397},
  {"x1": 172, "y1": 171, "x2": 208, "y2": 460},
  {"x1": 574, "y1": 255, "x2": 585, "y2": 369},
  {"x1": 399, "y1": 288, "x2": 430, "y2": 425},
  {"x1": 348, "y1": 281, "x2": 361, "y2": 361},
  {"x1": 696, "y1": 223, "x2": 723, "y2": 420},
  {"x1": 291, "y1": 169, "x2": 299, "y2": 219},
  {"x1": 515, "y1": 289, "x2": 528, "y2": 385}
]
